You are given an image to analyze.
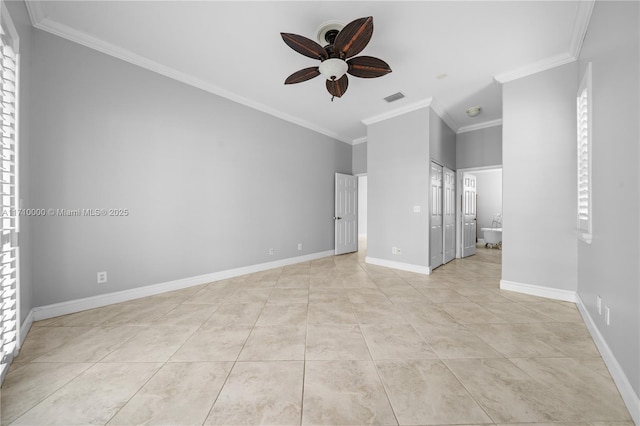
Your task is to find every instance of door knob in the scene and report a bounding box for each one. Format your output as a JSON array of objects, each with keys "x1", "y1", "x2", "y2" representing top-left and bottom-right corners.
[{"x1": 333, "y1": 216, "x2": 342, "y2": 220}]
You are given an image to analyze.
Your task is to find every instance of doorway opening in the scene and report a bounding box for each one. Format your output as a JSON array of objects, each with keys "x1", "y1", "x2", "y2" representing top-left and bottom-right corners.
[{"x1": 456, "y1": 166, "x2": 502, "y2": 259}]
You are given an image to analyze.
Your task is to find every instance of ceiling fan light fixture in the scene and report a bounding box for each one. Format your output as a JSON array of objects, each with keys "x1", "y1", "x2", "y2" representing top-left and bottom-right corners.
[
  {"x1": 281, "y1": 16, "x2": 391, "y2": 99},
  {"x1": 319, "y1": 58, "x2": 348, "y2": 81},
  {"x1": 466, "y1": 106, "x2": 482, "y2": 117}
]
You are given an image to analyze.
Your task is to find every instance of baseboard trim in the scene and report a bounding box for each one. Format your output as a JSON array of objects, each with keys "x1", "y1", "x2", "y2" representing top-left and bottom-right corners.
[
  {"x1": 32, "y1": 250, "x2": 334, "y2": 321},
  {"x1": 499, "y1": 279, "x2": 639, "y2": 422},
  {"x1": 499, "y1": 279, "x2": 577, "y2": 303},
  {"x1": 576, "y1": 294, "x2": 640, "y2": 424},
  {"x1": 19, "y1": 309, "x2": 34, "y2": 346},
  {"x1": 365, "y1": 257, "x2": 431, "y2": 275}
]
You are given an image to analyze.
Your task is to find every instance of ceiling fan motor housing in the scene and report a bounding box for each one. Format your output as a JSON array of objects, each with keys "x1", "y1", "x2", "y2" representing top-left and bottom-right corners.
[
  {"x1": 324, "y1": 29, "x2": 340, "y2": 46},
  {"x1": 316, "y1": 21, "x2": 345, "y2": 47}
]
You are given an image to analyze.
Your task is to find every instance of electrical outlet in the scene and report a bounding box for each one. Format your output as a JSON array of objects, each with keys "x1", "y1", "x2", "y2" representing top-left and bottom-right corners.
[
  {"x1": 392, "y1": 247, "x2": 397, "y2": 255},
  {"x1": 605, "y1": 305, "x2": 611, "y2": 325},
  {"x1": 597, "y1": 296, "x2": 602, "y2": 315},
  {"x1": 298, "y1": 243, "x2": 303, "y2": 251},
  {"x1": 269, "y1": 248, "x2": 275, "y2": 255},
  {"x1": 413, "y1": 206, "x2": 421, "y2": 213},
  {"x1": 97, "y1": 271, "x2": 107, "y2": 284}
]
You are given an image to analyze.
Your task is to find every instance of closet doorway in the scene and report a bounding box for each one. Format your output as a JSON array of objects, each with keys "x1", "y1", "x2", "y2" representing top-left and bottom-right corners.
[{"x1": 430, "y1": 162, "x2": 456, "y2": 270}]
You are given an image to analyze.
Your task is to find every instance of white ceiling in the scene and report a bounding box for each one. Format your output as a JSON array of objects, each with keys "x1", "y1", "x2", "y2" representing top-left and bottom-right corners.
[{"x1": 26, "y1": 1, "x2": 593, "y2": 144}]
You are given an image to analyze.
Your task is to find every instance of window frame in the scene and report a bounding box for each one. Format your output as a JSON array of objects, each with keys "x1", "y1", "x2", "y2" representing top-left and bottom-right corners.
[
  {"x1": 577, "y1": 62, "x2": 593, "y2": 244},
  {"x1": 0, "y1": 0, "x2": 19, "y2": 384}
]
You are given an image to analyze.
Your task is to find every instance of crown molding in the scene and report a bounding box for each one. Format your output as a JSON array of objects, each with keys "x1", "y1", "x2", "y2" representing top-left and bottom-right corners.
[
  {"x1": 429, "y1": 97, "x2": 459, "y2": 133},
  {"x1": 494, "y1": 52, "x2": 576, "y2": 84},
  {"x1": 457, "y1": 118, "x2": 503, "y2": 134},
  {"x1": 362, "y1": 98, "x2": 432, "y2": 125},
  {"x1": 29, "y1": 13, "x2": 353, "y2": 145},
  {"x1": 361, "y1": 96, "x2": 460, "y2": 133},
  {"x1": 352, "y1": 136, "x2": 367, "y2": 145},
  {"x1": 24, "y1": 1, "x2": 45, "y2": 26},
  {"x1": 569, "y1": 0, "x2": 595, "y2": 59},
  {"x1": 28, "y1": 0, "x2": 595, "y2": 143},
  {"x1": 494, "y1": 0, "x2": 594, "y2": 84}
]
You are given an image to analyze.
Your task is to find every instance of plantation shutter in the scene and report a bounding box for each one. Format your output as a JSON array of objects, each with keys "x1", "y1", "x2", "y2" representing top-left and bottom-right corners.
[
  {"x1": 577, "y1": 63, "x2": 592, "y2": 242},
  {"x1": 0, "y1": 2, "x2": 18, "y2": 383}
]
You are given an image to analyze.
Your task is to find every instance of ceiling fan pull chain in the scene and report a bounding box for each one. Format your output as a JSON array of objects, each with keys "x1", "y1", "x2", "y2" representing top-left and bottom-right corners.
[{"x1": 331, "y1": 95, "x2": 335, "y2": 102}]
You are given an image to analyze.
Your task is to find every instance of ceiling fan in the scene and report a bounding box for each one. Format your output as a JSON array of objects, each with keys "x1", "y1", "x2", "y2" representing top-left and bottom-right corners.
[{"x1": 281, "y1": 16, "x2": 392, "y2": 100}]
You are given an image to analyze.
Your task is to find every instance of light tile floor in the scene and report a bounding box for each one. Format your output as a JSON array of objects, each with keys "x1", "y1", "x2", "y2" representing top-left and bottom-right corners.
[{"x1": 1, "y1": 244, "x2": 633, "y2": 425}]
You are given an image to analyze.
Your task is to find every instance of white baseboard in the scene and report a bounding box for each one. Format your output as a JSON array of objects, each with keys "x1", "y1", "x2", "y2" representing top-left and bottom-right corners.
[
  {"x1": 32, "y1": 250, "x2": 334, "y2": 321},
  {"x1": 499, "y1": 279, "x2": 639, "y2": 422},
  {"x1": 576, "y1": 294, "x2": 640, "y2": 424},
  {"x1": 19, "y1": 309, "x2": 34, "y2": 346},
  {"x1": 365, "y1": 257, "x2": 431, "y2": 275},
  {"x1": 499, "y1": 279, "x2": 577, "y2": 303}
]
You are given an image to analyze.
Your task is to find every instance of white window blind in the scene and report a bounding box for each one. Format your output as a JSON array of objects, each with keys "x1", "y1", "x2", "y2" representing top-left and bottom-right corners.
[
  {"x1": 577, "y1": 63, "x2": 592, "y2": 243},
  {"x1": 0, "y1": 0, "x2": 18, "y2": 383}
]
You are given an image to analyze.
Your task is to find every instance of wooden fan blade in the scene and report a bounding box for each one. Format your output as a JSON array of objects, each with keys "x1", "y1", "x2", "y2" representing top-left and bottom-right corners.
[
  {"x1": 326, "y1": 75, "x2": 349, "y2": 98},
  {"x1": 281, "y1": 33, "x2": 328, "y2": 60},
  {"x1": 347, "y1": 56, "x2": 392, "y2": 78},
  {"x1": 333, "y1": 16, "x2": 373, "y2": 59},
  {"x1": 285, "y1": 67, "x2": 320, "y2": 84}
]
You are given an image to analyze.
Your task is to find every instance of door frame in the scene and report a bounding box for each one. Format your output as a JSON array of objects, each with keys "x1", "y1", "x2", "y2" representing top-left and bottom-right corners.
[
  {"x1": 443, "y1": 166, "x2": 456, "y2": 264},
  {"x1": 356, "y1": 174, "x2": 367, "y2": 239},
  {"x1": 334, "y1": 173, "x2": 358, "y2": 255},
  {"x1": 455, "y1": 165, "x2": 502, "y2": 258},
  {"x1": 429, "y1": 161, "x2": 444, "y2": 270}
]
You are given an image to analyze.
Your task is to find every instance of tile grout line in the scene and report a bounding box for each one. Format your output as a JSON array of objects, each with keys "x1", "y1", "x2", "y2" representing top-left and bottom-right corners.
[
  {"x1": 200, "y1": 273, "x2": 271, "y2": 426},
  {"x1": 101, "y1": 287, "x2": 226, "y2": 426},
  {"x1": 356, "y1": 261, "x2": 406, "y2": 426},
  {"x1": 2, "y1": 361, "x2": 96, "y2": 425},
  {"x1": 439, "y1": 345, "x2": 499, "y2": 424},
  {"x1": 10, "y1": 246, "x2": 633, "y2": 425},
  {"x1": 364, "y1": 256, "x2": 492, "y2": 426}
]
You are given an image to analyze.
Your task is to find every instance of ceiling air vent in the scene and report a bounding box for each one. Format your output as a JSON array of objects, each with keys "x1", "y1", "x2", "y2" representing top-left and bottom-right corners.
[{"x1": 384, "y1": 92, "x2": 405, "y2": 103}]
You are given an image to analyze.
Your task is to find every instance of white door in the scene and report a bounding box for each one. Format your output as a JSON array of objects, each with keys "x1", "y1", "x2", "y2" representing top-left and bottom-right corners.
[
  {"x1": 335, "y1": 173, "x2": 358, "y2": 255},
  {"x1": 462, "y1": 173, "x2": 477, "y2": 258},
  {"x1": 443, "y1": 167, "x2": 456, "y2": 264},
  {"x1": 430, "y1": 162, "x2": 443, "y2": 269}
]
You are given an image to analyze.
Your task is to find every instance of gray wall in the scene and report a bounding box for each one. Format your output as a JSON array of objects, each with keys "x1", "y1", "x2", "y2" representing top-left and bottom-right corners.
[
  {"x1": 502, "y1": 62, "x2": 578, "y2": 292},
  {"x1": 352, "y1": 142, "x2": 367, "y2": 175},
  {"x1": 30, "y1": 30, "x2": 351, "y2": 306},
  {"x1": 475, "y1": 169, "x2": 502, "y2": 235},
  {"x1": 456, "y1": 125, "x2": 502, "y2": 169},
  {"x1": 429, "y1": 109, "x2": 456, "y2": 169},
  {"x1": 5, "y1": 1, "x2": 33, "y2": 324},
  {"x1": 367, "y1": 108, "x2": 430, "y2": 267},
  {"x1": 358, "y1": 175, "x2": 367, "y2": 236},
  {"x1": 577, "y1": 1, "x2": 639, "y2": 398}
]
